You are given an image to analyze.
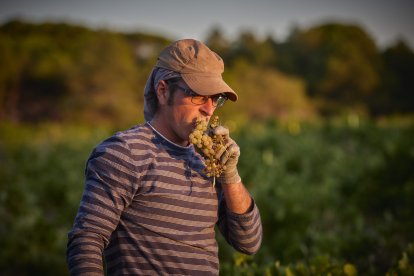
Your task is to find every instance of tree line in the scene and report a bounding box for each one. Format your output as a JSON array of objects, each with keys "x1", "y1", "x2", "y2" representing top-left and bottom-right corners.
[{"x1": 0, "y1": 19, "x2": 413, "y2": 126}]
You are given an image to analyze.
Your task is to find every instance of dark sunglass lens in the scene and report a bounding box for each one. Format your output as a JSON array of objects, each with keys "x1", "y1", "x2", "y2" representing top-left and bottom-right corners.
[{"x1": 214, "y1": 95, "x2": 227, "y2": 107}]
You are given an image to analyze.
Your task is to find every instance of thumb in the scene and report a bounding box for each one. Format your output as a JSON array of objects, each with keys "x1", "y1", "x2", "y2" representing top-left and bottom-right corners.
[{"x1": 212, "y1": 125, "x2": 229, "y2": 136}]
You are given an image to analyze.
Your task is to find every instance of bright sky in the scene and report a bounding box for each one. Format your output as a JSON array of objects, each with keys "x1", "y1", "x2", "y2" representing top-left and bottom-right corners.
[{"x1": 1, "y1": 0, "x2": 413, "y2": 49}]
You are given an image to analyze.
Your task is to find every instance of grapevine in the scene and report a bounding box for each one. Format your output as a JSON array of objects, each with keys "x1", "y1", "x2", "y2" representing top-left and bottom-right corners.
[{"x1": 189, "y1": 115, "x2": 226, "y2": 186}]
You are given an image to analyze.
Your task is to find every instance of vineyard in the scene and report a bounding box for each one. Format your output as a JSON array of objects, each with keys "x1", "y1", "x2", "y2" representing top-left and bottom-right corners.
[{"x1": 1, "y1": 118, "x2": 413, "y2": 275}]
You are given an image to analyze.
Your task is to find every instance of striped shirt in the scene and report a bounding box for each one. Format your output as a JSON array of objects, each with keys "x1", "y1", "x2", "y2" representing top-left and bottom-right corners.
[{"x1": 67, "y1": 123, "x2": 262, "y2": 275}]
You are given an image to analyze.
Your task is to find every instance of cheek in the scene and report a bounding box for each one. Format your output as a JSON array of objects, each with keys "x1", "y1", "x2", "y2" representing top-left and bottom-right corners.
[
  {"x1": 169, "y1": 96, "x2": 200, "y2": 136},
  {"x1": 174, "y1": 110, "x2": 193, "y2": 131},
  {"x1": 171, "y1": 97, "x2": 196, "y2": 121},
  {"x1": 174, "y1": 109, "x2": 198, "y2": 137}
]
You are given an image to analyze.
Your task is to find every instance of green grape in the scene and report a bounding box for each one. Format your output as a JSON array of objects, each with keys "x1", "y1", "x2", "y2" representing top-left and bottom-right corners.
[{"x1": 189, "y1": 115, "x2": 227, "y2": 186}]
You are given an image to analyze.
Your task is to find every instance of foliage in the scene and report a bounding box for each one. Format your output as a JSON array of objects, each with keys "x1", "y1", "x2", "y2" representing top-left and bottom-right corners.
[
  {"x1": 221, "y1": 252, "x2": 358, "y2": 276},
  {"x1": 1, "y1": 119, "x2": 413, "y2": 275},
  {"x1": 218, "y1": 118, "x2": 414, "y2": 275},
  {"x1": 377, "y1": 40, "x2": 414, "y2": 115},
  {"x1": 0, "y1": 20, "x2": 170, "y2": 126},
  {"x1": 276, "y1": 23, "x2": 381, "y2": 115},
  {"x1": 386, "y1": 243, "x2": 414, "y2": 276},
  {"x1": 0, "y1": 123, "x2": 112, "y2": 275},
  {"x1": 1, "y1": 19, "x2": 413, "y2": 275},
  {"x1": 1, "y1": 20, "x2": 414, "y2": 127},
  {"x1": 205, "y1": 24, "x2": 414, "y2": 118},
  {"x1": 219, "y1": 64, "x2": 316, "y2": 123}
]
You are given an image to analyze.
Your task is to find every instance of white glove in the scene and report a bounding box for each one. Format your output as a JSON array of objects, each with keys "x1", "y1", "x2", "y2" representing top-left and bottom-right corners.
[{"x1": 213, "y1": 126, "x2": 241, "y2": 184}]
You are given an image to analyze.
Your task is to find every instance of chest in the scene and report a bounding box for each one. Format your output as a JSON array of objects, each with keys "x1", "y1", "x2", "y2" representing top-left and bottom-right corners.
[{"x1": 125, "y1": 152, "x2": 219, "y2": 228}]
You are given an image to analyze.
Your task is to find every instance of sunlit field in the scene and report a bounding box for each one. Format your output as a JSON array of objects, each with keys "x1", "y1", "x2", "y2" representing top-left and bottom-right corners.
[{"x1": 1, "y1": 119, "x2": 413, "y2": 275}]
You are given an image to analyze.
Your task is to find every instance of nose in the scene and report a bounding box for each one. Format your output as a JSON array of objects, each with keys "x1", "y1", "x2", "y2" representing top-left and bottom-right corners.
[{"x1": 199, "y1": 97, "x2": 215, "y2": 117}]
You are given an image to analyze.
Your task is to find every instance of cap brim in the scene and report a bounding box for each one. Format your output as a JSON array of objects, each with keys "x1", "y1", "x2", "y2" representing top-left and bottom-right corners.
[{"x1": 181, "y1": 74, "x2": 238, "y2": 101}]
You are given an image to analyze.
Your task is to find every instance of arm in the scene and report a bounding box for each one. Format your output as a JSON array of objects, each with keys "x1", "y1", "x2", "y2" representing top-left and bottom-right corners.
[
  {"x1": 216, "y1": 184, "x2": 262, "y2": 255},
  {"x1": 66, "y1": 136, "x2": 138, "y2": 275},
  {"x1": 214, "y1": 126, "x2": 263, "y2": 254},
  {"x1": 221, "y1": 181, "x2": 252, "y2": 214}
]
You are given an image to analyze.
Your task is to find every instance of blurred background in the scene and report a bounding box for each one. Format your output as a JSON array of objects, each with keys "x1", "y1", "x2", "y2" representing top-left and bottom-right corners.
[{"x1": 0, "y1": 0, "x2": 413, "y2": 275}]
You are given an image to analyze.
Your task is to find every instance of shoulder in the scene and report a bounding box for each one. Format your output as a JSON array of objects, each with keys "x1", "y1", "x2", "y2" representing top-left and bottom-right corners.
[
  {"x1": 92, "y1": 123, "x2": 163, "y2": 166},
  {"x1": 95, "y1": 123, "x2": 154, "y2": 152},
  {"x1": 89, "y1": 124, "x2": 157, "y2": 167}
]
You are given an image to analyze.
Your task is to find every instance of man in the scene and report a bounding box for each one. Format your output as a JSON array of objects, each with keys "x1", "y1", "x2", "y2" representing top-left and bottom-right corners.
[{"x1": 67, "y1": 39, "x2": 262, "y2": 275}]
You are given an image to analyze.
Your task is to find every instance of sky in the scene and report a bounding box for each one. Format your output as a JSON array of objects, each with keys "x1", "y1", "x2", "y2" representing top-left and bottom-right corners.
[{"x1": 1, "y1": 0, "x2": 413, "y2": 49}]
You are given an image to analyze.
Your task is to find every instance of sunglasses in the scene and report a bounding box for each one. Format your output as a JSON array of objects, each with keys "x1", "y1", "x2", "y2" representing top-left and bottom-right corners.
[{"x1": 175, "y1": 85, "x2": 228, "y2": 108}]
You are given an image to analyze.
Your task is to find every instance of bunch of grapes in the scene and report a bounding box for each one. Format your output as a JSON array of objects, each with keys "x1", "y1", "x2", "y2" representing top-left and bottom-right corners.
[{"x1": 189, "y1": 116, "x2": 227, "y2": 182}]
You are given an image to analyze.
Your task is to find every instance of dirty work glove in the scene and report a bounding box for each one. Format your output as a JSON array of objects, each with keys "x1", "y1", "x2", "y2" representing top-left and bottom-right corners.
[{"x1": 213, "y1": 126, "x2": 242, "y2": 184}]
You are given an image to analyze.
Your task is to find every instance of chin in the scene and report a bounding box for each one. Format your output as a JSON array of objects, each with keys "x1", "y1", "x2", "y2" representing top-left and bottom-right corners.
[{"x1": 183, "y1": 130, "x2": 192, "y2": 141}]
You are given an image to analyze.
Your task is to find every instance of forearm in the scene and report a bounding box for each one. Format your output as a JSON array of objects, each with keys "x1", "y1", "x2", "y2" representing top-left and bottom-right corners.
[
  {"x1": 212, "y1": 125, "x2": 262, "y2": 253},
  {"x1": 221, "y1": 181, "x2": 252, "y2": 214},
  {"x1": 217, "y1": 188, "x2": 263, "y2": 255},
  {"x1": 67, "y1": 231, "x2": 105, "y2": 275}
]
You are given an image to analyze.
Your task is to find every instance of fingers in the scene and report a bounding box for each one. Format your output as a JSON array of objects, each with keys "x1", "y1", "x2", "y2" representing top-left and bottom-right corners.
[
  {"x1": 214, "y1": 137, "x2": 233, "y2": 160},
  {"x1": 211, "y1": 125, "x2": 240, "y2": 166},
  {"x1": 214, "y1": 144, "x2": 228, "y2": 160},
  {"x1": 215, "y1": 140, "x2": 240, "y2": 165}
]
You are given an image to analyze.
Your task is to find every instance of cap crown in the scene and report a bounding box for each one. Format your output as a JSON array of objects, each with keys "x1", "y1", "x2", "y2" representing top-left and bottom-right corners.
[{"x1": 156, "y1": 39, "x2": 224, "y2": 76}]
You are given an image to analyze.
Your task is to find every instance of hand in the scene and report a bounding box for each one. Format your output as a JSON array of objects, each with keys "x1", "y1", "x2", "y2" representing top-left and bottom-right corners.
[{"x1": 213, "y1": 126, "x2": 241, "y2": 184}]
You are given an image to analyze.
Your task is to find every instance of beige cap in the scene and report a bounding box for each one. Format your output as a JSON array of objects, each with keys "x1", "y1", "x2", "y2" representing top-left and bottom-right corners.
[{"x1": 155, "y1": 39, "x2": 238, "y2": 101}]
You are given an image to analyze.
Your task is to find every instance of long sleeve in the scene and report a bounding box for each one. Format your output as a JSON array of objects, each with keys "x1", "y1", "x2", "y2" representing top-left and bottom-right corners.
[
  {"x1": 66, "y1": 136, "x2": 139, "y2": 275},
  {"x1": 217, "y1": 195, "x2": 263, "y2": 255}
]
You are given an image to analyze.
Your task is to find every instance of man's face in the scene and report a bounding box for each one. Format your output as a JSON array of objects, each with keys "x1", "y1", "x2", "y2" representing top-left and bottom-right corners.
[{"x1": 163, "y1": 80, "x2": 217, "y2": 145}]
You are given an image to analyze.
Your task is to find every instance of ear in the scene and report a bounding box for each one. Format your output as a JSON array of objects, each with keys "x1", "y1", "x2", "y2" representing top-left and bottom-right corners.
[{"x1": 155, "y1": 80, "x2": 169, "y2": 106}]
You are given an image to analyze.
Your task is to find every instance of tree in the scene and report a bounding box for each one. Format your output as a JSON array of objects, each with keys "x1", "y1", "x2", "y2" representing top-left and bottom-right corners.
[
  {"x1": 63, "y1": 30, "x2": 141, "y2": 125},
  {"x1": 279, "y1": 23, "x2": 381, "y2": 115},
  {"x1": 218, "y1": 60, "x2": 316, "y2": 124},
  {"x1": 377, "y1": 39, "x2": 414, "y2": 114},
  {"x1": 0, "y1": 20, "x2": 93, "y2": 122},
  {"x1": 0, "y1": 20, "x2": 165, "y2": 126},
  {"x1": 204, "y1": 26, "x2": 231, "y2": 59}
]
